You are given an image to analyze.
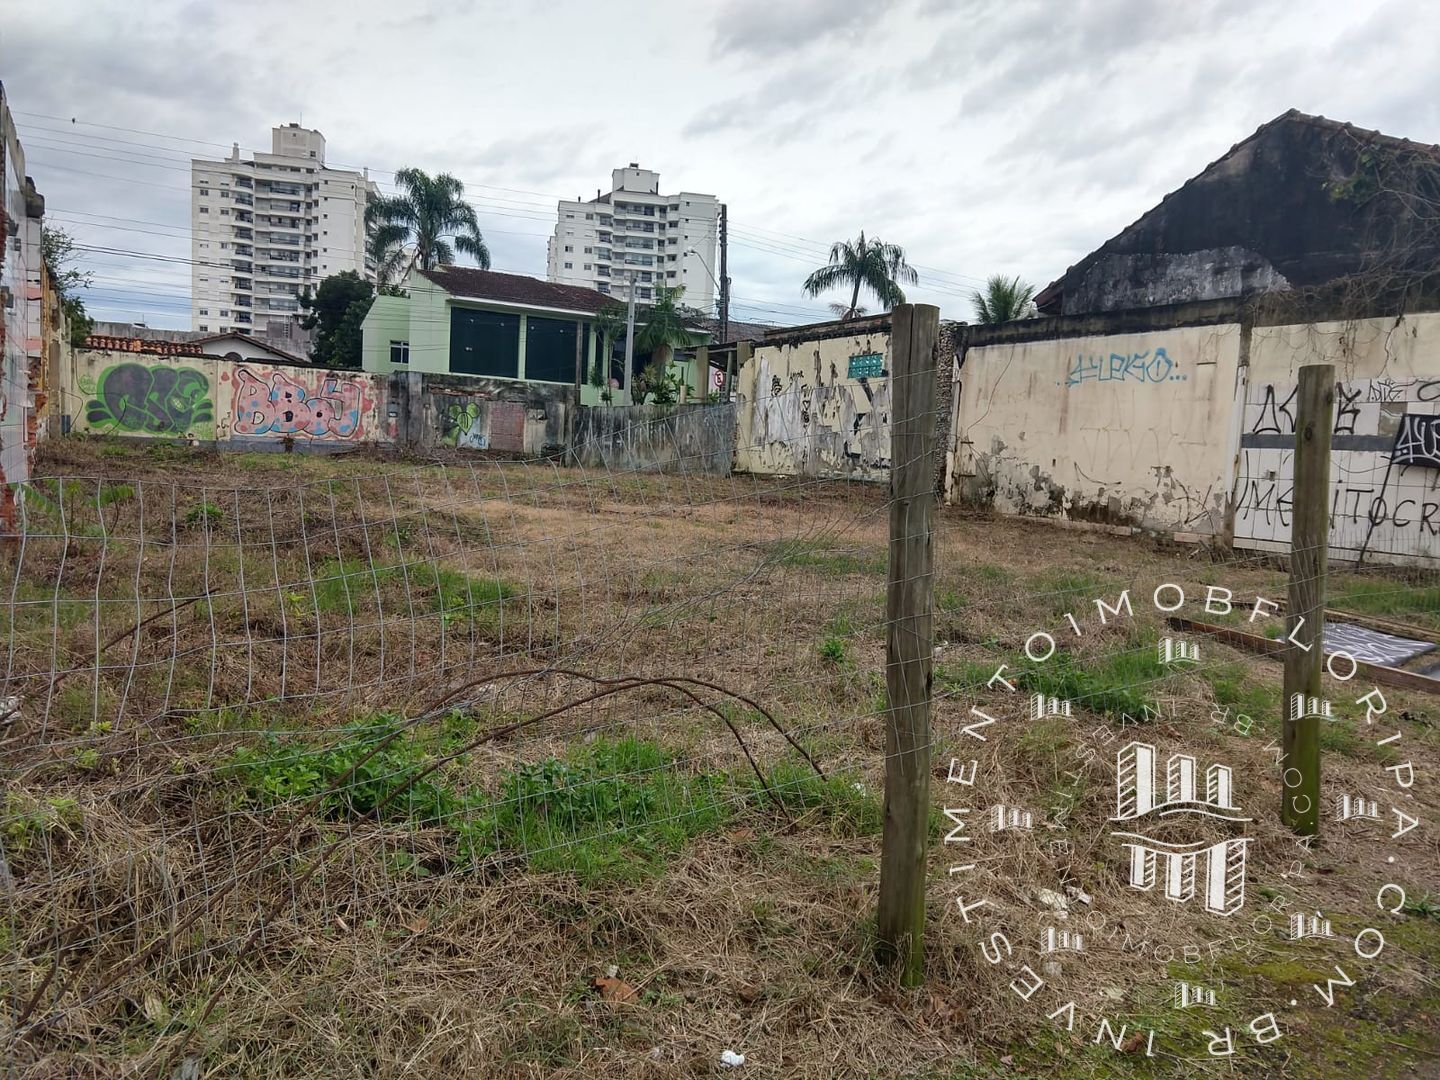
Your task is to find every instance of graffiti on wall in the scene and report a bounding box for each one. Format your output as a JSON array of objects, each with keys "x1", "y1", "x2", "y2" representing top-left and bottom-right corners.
[
  {"x1": 1235, "y1": 450, "x2": 1440, "y2": 537},
  {"x1": 1248, "y1": 380, "x2": 1364, "y2": 435},
  {"x1": 83, "y1": 363, "x2": 214, "y2": 435},
  {"x1": 1064, "y1": 347, "x2": 1184, "y2": 388},
  {"x1": 1391, "y1": 414, "x2": 1440, "y2": 468},
  {"x1": 1236, "y1": 374, "x2": 1440, "y2": 559},
  {"x1": 747, "y1": 354, "x2": 890, "y2": 478},
  {"x1": 440, "y1": 401, "x2": 488, "y2": 449},
  {"x1": 231, "y1": 367, "x2": 368, "y2": 440}
]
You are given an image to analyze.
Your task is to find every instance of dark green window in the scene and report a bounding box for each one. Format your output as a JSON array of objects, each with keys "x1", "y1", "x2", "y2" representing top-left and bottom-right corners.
[
  {"x1": 525, "y1": 317, "x2": 580, "y2": 384},
  {"x1": 450, "y1": 306, "x2": 520, "y2": 378}
]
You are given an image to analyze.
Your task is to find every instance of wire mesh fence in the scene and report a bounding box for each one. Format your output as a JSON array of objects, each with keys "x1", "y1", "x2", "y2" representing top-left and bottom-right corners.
[
  {"x1": 0, "y1": 415, "x2": 917, "y2": 1075},
  {"x1": 1, "y1": 379, "x2": 1436, "y2": 1076}
]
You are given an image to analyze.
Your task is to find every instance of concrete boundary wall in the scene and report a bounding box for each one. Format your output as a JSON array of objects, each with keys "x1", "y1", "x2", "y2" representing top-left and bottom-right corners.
[
  {"x1": 946, "y1": 300, "x2": 1440, "y2": 564},
  {"x1": 572, "y1": 403, "x2": 735, "y2": 475},
  {"x1": 63, "y1": 347, "x2": 388, "y2": 448},
  {"x1": 734, "y1": 315, "x2": 893, "y2": 482}
]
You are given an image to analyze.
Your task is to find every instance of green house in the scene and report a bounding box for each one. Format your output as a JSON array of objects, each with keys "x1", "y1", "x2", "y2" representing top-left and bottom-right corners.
[{"x1": 361, "y1": 267, "x2": 620, "y2": 402}]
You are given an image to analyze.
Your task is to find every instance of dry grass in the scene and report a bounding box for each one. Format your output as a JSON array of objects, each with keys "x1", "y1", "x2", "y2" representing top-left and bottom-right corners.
[{"x1": 1, "y1": 437, "x2": 1437, "y2": 1079}]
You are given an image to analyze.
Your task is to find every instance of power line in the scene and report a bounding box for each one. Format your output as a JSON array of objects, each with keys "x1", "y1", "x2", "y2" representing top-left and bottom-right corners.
[{"x1": 24, "y1": 119, "x2": 990, "y2": 296}]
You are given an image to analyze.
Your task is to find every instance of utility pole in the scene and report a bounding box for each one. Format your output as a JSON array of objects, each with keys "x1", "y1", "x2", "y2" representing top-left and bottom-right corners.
[
  {"x1": 718, "y1": 203, "x2": 732, "y2": 400},
  {"x1": 718, "y1": 203, "x2": 729, "y2": 344},
  {"x1": 623, "y1": 279, "x2": 636, "y2": 404},
  {"x1": 1282, "y1": 363, "x2": 1334, "y2": 836}
]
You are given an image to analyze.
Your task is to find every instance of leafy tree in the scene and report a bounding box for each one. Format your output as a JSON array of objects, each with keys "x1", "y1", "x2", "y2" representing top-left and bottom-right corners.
[
  {"x1": 365, "y1": 167, "x2": 491, "y2": 275},
  {"x1": 41, "y1": 227, "x2": 95, "y2": 346},
  {"x1": 971, "y1": 274, "x2": 1038, "y2": 324},
  {"x1": 802, "y1": 232, "x2": 917, "y2": 320},
  {"x1": 298, "y1": 271, "x2": 374, "y2": 368}
]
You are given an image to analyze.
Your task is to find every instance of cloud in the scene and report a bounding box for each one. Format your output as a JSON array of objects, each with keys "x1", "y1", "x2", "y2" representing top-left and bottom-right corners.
[
  {"x1": 9, "y1": 0, "x2": 1440, "y2": 329},
  {"x1": 682, "y1": 66, "x2": 842, "y2": 140},
  {"x1": 709, "y1": 0, "x2": 878, "y2": 59}
]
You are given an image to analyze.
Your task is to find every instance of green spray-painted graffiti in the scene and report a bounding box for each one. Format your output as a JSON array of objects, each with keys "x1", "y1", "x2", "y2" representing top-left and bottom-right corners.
[
  {"x1": 441, "y1": 401, "x2": 488, "y2": 449},
  {"x1": 85, "y1": 363, "x2": 214, "y2": 436}
]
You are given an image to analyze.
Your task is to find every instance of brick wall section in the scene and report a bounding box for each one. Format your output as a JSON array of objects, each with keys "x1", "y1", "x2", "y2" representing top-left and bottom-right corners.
[{"x1": 489, "y1": 401, "x2": 526, "y2": 452}]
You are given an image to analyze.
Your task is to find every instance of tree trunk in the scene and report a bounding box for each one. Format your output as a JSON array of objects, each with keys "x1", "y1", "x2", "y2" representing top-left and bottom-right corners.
[{"x1": 848, "y1": 278, "x2": 861, "y2": 321}]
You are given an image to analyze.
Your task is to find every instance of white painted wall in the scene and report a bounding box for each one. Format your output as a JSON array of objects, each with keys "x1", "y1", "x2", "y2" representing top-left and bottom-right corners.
[
  {"x1": 951, "y1": 324, "x2": 1244, "y2": 535},
  {"x1": 1235, "y1": 312, "x2": 1440, "y2": 563}
]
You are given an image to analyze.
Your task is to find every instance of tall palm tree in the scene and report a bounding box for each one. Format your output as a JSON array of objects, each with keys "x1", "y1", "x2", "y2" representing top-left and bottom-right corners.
[
  {"x1": 367, "y1": 223, "x2": 409, "y2": 288},
  {"x1": 971, "y1": 274, "x2": 1038, "y2": 324},
  {"x1": 802, "y1": 232, "x2": 917, "y2": 320},
  {"x1": 364, "y1": 167, "x2": 491, "y2": 277}
]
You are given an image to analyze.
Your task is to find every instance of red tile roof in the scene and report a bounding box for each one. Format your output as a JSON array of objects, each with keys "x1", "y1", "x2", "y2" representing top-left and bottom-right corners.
[{"x1": 419, "y1": 267, "x2": 613, "y2": 314}]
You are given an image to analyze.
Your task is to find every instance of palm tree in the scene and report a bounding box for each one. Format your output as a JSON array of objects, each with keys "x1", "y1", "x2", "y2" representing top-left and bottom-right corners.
[
  {"x1": 971, "y1": 274, "x2": 1038, "y2": 324},
  {"x1": 364, "y1": 167, "x2": 491, "y2": 277},
  {"x1": 367, "y1": 223, "x2": 409, "y2": 288},
  {"x1": 802, "y1": 232, "x2": 917, "y2": 320}
]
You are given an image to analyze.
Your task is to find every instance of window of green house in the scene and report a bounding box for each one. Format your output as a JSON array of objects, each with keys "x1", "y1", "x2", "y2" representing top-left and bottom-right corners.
[
  {"x1": 524, "y1": 317, "x2": 580, "y2": 383},
  {"x1": 450, "y1": 307, "x2": 520, "y2": 378}
]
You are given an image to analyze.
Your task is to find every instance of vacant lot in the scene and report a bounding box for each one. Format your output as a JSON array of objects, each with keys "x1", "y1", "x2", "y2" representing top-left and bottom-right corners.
[{"x1": 2, "y1": 437, "x2": 1437, "y2": 1079}]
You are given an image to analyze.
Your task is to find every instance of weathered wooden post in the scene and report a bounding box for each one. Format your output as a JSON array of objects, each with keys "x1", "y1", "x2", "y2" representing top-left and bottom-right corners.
[
  {"x1": 877, "y1": 303, "x2": 940, "y2": 984},
  {"x1": 1281, "y1": 363, "x2": 1334, "y2": 835}
]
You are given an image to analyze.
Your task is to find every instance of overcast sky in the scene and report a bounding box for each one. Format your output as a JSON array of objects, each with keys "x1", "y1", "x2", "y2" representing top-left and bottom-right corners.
[{"x1": 5, "y1": 0, "x2": 1439, "y2": 328}]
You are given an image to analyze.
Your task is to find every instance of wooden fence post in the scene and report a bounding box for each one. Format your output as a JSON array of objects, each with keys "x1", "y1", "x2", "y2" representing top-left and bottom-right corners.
[
  {"x1": 1281, "y1": 363, "x2": 1334, "y2": 835},
  {"x1": 877, "y1": 303, "x2": 940, "y2": 985}
]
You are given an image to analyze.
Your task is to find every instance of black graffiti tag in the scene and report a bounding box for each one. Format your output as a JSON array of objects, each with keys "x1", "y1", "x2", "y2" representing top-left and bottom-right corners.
[
  {"x1": 1392, "y1": 414, "x2": 1440, "y2": 468},
  {"x1": 1251, "y1": 381, "x2": 1360, "y2": 435},
  {"x1": 86, "y1": 363, "x2": 214, "y2": 435}
]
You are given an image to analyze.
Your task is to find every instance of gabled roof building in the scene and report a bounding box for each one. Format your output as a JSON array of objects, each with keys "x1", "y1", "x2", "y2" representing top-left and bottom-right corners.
[{"x1": 1037, "y1": 110, "x2": 1440, "y2": 316}]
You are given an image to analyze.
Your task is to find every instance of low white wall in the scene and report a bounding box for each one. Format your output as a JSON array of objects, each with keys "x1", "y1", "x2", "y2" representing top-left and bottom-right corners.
[{"x1": 951, "y1": 324, "x2": 1244, "y2": 536}]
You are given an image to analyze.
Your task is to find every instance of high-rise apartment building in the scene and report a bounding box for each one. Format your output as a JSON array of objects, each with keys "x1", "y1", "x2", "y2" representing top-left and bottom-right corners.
[
  {"x1": 190, "y1": 124, "x2": 378, "y2": 342},
  {"x1": 546, "y1": 165, "x2": 719, "y2": 311}
]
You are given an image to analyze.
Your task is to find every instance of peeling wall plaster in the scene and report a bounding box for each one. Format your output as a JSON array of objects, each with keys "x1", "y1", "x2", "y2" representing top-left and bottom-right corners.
[{"x1": 734, "y1": 330, "x2": 892, "y2": 482}]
